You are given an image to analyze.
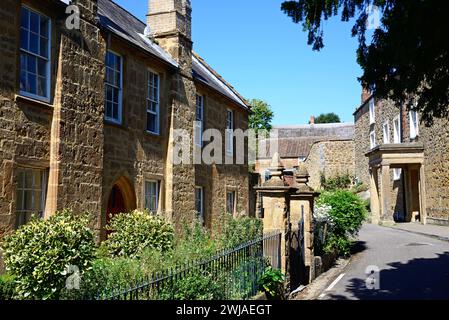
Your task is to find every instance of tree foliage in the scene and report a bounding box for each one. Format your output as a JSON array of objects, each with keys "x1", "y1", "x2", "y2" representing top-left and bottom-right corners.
[
  {"x1": 281, "y1": 0, "x2": 449, "y2": 124},
  {"x1": 249, "y1": 99, "x2": 274, "y2": 133},
  {"x1": 314, "y1": 112, "x2": 341, "y2": 124}
]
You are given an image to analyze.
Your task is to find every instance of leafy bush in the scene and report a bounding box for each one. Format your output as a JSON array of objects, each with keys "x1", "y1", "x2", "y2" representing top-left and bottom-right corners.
[
  {"x1": 104, "y1": 210, "x2": 174, "y2": 259},
  {"x1": 320, "y1": 173, "x2": 353, "y2": 191},
  {"x1": 159, "y1": 269, "x2": 223, "y2": 300},
  {"x1": 0, "y1": 273, "x2": 16, "y2": 300},
  {"x1": 258, "y1": 267, "x2": 285, "y2": 299},
  {"x1": 61, "y1": 257, "x2": 144, "y2": 300},
  {"x1": 313, "y1": 204, "x2": 334, "y2": 255},
  {"x1": 215, "y1": 213, "x2": 263, "y2": 249},
  {"x1": 2, "y1": 210, "x2": 95, "y2": 299},
  {"x1": 316, "y1": 190, "x2": 367, "y2": 256}
]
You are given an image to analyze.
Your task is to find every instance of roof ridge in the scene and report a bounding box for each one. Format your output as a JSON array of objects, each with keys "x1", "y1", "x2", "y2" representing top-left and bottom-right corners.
[{"x1": 193, "y1": 52, "x2": 250, "y2": 109}]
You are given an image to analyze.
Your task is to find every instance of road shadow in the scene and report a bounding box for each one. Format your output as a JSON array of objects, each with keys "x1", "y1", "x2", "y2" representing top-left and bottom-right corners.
[
  {"x1": 350, "y1": 241, "x2": 368, "y2": 255},
  {"x1": 327, "y1": 251, "x2": 449, "y2": 300}
]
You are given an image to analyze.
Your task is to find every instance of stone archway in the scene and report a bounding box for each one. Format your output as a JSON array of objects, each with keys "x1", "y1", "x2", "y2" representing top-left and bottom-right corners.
[{"x1": 106, "y1": 176, "x2": 137, "y2": 226}]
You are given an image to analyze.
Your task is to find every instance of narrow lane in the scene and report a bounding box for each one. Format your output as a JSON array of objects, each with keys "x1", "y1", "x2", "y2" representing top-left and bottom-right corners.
[{"x1": 321, "y1": 224, "x2": 449, "y2": 300}]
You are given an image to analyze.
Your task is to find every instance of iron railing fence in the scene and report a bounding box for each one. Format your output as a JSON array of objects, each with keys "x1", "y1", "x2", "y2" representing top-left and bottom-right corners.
[{"x1": 96, "y1": 232, "x2": 282, "y2": 300}]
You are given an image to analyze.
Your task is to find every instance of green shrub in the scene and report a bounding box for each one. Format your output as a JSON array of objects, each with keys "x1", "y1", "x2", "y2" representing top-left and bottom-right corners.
[
  {"x1": 320, "y1": 173, "x2": 353, "y2": 191},
  {"x1": 215, "y1": 214, "x2": 263, "y2": 249},
  {"x1": 316, "y1": 190, "x2": 367, "y2": 256},
  {"x1": 104, "y1": 210, "x2": 174, "y2": 259},
  {"x1": 61, "y1": 257, "x2": 144, "y2": 300},
  {"x1": 0, "y1": 273, "x2": 16, "y2": 300},
  {"x1": 258, "y1": 267, "x2": 285, "y2": 299},
  {"x1": 159, "y1": 269, "x2": 223, "y2": 300},
  {"x1": 2, "y1": 210, "x2": 95, "y2": 300}
]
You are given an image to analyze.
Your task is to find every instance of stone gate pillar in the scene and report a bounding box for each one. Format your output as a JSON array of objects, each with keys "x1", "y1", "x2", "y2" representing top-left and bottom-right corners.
[
  {"x1": 290, "y1": 164, "x2": 319, "y2": 284},
  {"x1": 255, "y1": 153, "x2": 297, "y2": 289}
]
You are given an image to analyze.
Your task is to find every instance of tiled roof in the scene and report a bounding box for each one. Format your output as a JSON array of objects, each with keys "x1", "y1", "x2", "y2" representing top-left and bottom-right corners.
[
  {"x1": 260, "y1": 123, "x2": 354, "y2": 159},
  {"x1": 193, "y1": 53, "x2": 249, "y2": 110},
  {"x1": 59, "y1": 0, "x2": 249, "y2": 110},
  {"x1": 97, "y1": 0, "x2": 178, "y2": 67}
]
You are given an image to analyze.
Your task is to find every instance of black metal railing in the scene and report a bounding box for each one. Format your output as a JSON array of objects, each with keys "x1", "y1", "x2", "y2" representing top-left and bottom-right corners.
[{"x1": 96, "y1": 232, "x2": 282, "y2": 300}]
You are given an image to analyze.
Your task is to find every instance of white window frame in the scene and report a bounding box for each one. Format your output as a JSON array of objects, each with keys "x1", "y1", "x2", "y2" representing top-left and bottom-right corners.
[
  {"x1": 19, "y1": 6, "x2": 52, "y2": 103},
  {"x1": 226, "y1": 190, "x2": 236, "y2": 215},
  {"x1": 16, "y1": 168, "x2": 47, "y2": 228},
  {"x1": 369, "y1": 130, "x2": 377, "y2": 149},
  {"x1": 144, "y1": 180, "x2": 159, "y2": 214},
  {"x1": 369, "y1": 98, "x2": 375, "y2": 125},
  {"x1": 393, "y1": 114, "x2": 401, "y2": 143},
  {"x1": 382, "y1": 122, "x2": 390, "y2": 144},
  {"x1": 226, "y1": 109, "x2": 234, "y2": 156},
  {"x1": 104, "y1": 50, "x2": 123, "y2": 124},
  {"x1": 195, "y1": 95, "x2": 204, "y2": 147},
  {"x1": 409, "y1": 110, "x2": 419, "y2": 139},
  {"x1": 146, "y1": 70, "x2": 160, "y2": 134},
  {"x1": 195, "y1": 186, "x2": 204, "y2": 222}
]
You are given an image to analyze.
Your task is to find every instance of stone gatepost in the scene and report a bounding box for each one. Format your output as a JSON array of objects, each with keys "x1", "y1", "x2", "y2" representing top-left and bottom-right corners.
[
  {"x1": 290, "y1": 164, "x2": 320, "y2": 285},
  {"x1": 255, "y1": 153, "x2": 297, "y2": 291}
]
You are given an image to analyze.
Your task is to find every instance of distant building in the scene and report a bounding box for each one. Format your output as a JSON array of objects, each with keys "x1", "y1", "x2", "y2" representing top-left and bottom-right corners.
[{"x1": 256, "y1": 122, "x2": 355, "y2": 190}]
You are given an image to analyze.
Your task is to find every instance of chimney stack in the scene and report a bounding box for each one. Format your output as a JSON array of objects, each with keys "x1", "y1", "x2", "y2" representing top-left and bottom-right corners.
[
  {"x1": 147, "y1": 0, "x2": 192, "y2": 71},
  {"x1": 309, "y1": 116, "x2": 315, "y2": 125},
  {"x1": 361, "y1": 86, "x2": 372, "y2": 104}
]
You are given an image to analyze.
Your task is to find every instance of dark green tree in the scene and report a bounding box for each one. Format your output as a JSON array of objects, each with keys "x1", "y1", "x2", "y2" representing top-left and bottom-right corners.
[
  {"x1": 314, "y1": 112, "x2": 341, "y2": 124},
  {"x1": 248, "y1": 99, "x2": 274, "y2": 133},
  {"x1": 281, "y1": 0, "x2": 449, "y2": 124}
]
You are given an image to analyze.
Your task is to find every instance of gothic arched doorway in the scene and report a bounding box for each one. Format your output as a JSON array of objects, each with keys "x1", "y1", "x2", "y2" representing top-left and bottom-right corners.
[{"x1": 106, "y1": 176, "x2": 137, "y2": 229}]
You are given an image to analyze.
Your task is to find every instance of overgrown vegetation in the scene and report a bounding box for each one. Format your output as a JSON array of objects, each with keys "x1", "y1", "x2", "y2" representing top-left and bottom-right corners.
[
  {"x1": 315, "y1": 190, "x2": 367, "y2": 257},
  {"x1": 258, "y1": 267, "x2": 285, "y2": 300},
  {"x1": 0, "y1": 273, "x2": 15, "y2": 300},
  {"x1": 320, "y1": 173, "x2": 353, "y2": 191},
  {"x1": 2, "y1": 210, "x2": 95, "y2": 300},
  {"x1": 1, "y1": 209, "x2": 264, "y2": 300}
]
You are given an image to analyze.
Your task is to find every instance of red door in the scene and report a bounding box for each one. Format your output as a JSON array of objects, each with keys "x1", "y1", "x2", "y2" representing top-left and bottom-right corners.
[{"x1": 106, "y1": 185, "x2": 125, "y2": 230}]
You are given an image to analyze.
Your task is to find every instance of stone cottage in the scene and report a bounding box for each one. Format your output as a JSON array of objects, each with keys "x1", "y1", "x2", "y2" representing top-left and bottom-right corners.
[
  {"x1": 255, "y1": 120, "x2": 355, "y2": 190},
  {"x1": 354, "y1": 89, "x2": 449, "y2": 226},
  {"x1": 0, "y1": 0, "x2": 251, "y2": 239}
]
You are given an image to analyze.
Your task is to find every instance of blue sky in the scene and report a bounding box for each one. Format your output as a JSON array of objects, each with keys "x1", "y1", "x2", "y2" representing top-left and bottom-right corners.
[{"x1": 114, "y1": 0, "x2": 363, "y2": 125}]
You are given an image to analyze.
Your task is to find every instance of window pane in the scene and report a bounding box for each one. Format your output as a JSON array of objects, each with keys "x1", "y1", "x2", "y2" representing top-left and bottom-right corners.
[
  {"x1": 112, "y1": 103, "x2": 118, "y2": 120},
  {"x1": 38, "y1": 59, "x2": 46, "y2": 76},
  {"x1": 38, "y1": 76, "x2": 47, "y2": 97},
  {"x1": 106, "y1": 85, "x2": 112, "y2": 102},
  {"x1": 147, "y1": 113, "x2": 156, "y2": 132},
  {"x1": 112, "y1": 87, "x2": 119, "y2": 104},
  {"x1": 30, "y1": 12, "x2": 39, "y2": 33},
  {"x1": 105, "y1": 101, "x2": 112, "y2": 118},
  {"x1": 20, "y1": 71, "x2": 27, "y2": 91},
  {"x1": 27, "y1": 73, "x2": 37, "y2": 94},
  {"x1": 105, "y1": 68, "x2": 113, "y2": 84},
  {"x1": 20, "y1": 28, "x2": 28, "y2": 50},
  {"x1": 27, "y1": 55, "x2": 36, "y2": 74},
  {"x1": 16, "y1": 190, "x2": 24, "y2": 211},
  {"x1": 39, "y1": 36, "x2": 48, "y2": 58},
  {"x1": 24, "y1": 190, "x2": 33, "y2": 211},
  {"x1": 21, "y1": 7, "x2": 29, "y2": 29},
  {"x1": 106, "y1": 52, "x2": 114, "y2": 68},
  {"x1": 40, "y1": 17, "x2": 49, "y2": 38},
  {"x1": 29, "y1": 32, "x2": 39, "y2": 55}
]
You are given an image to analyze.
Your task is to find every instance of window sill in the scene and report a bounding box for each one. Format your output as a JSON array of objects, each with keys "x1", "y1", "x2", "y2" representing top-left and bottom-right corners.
[
  {"x1": 104, "y1": 120, "x2": 128, "y2": 131},
  {"x1": 15, "y1": 94, "x2": 53, "y2": 111},
  {"x1": 144, "y1": 130, "x2": 164, "y2": 140}
]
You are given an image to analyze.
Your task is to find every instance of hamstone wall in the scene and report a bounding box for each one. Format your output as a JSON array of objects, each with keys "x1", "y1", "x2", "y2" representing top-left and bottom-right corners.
[{"x1": 304, "y1": 140, "x2": 355, "y2": 190}]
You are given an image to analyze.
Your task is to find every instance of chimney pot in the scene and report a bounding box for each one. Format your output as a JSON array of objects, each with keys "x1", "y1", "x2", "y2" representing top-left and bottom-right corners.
[{"x1": 309, "y1": 116, "x2": 315, "y2": 125}]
